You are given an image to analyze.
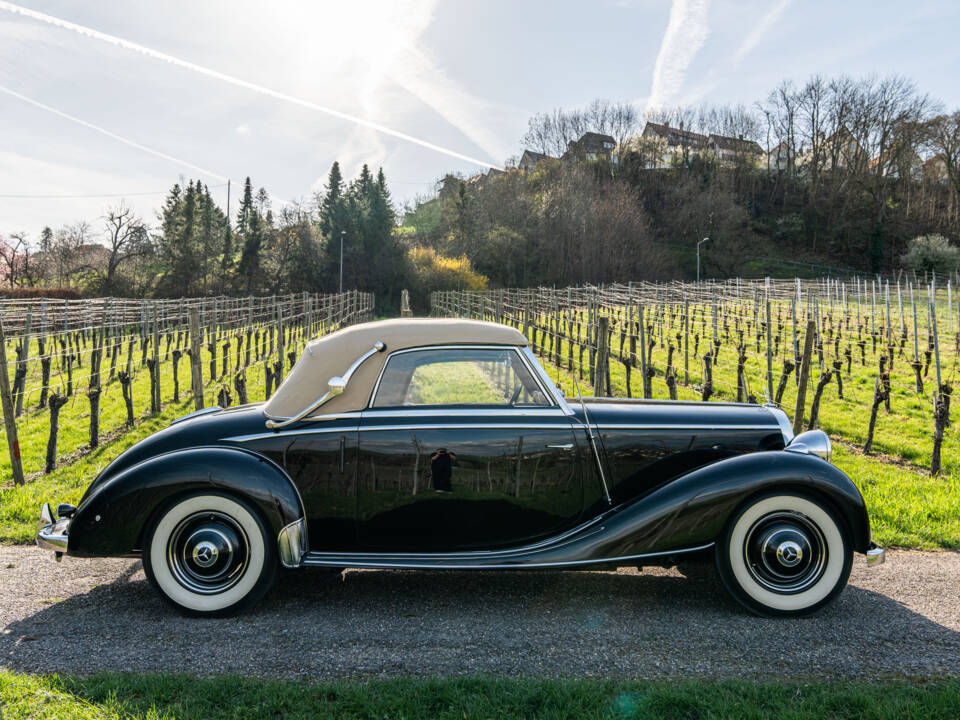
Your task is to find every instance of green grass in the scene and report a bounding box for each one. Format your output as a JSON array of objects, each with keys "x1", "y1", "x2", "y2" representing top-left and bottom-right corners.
[
  {"x1": 2, "y1": 324, "x2": 307, "y2": 480},
  {"x1": 2, "y1": 670, "x2": 959, "y2": 719}
]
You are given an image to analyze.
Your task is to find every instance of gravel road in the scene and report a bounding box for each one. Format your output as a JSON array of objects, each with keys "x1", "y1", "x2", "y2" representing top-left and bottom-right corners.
[{"x1": 1, "y1": 546, "x2": 958, "y2": 680}]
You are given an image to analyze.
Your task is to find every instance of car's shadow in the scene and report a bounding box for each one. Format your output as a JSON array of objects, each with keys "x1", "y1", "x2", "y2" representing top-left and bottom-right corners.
[{"x1": 3, "y1": 559, "x2": 959, "y2": 678}]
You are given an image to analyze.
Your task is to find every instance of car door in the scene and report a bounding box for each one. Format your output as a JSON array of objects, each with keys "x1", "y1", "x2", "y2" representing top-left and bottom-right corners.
[{"x1": 357, "y1": 346, "x2": 584, "y2": 552}]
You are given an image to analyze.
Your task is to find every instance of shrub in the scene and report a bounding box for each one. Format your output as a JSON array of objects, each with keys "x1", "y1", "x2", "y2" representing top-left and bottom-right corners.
[
  {"x1": 0, "y1": 286, "x2": 82, "y2": 299},
  {"x1": 901, "y1": 234, "x2": 960, "y2": 276},
  {"x1": 407, "y1": 246, "x2": 488, "y2": 313}
]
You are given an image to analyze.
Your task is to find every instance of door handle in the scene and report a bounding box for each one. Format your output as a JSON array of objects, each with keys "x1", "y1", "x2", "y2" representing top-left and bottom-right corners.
[{"x1": 545, "y1": 443, "x2": 574, "y2": 450}]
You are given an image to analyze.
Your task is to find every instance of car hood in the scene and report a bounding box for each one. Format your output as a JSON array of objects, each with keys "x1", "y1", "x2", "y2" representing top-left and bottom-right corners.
[{"x1": 572, "y1": 398, "x2": 789, "y2": 437}]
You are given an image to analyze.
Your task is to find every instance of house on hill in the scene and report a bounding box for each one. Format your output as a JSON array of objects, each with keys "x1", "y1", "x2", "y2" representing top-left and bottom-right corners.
[
  {"x1": 924, "y1": 155, "x2": 950, "y2": 184},
  {"x1": 639, "y1": 122, "x2": 708, "y2": 167},
  {"x1": 562, "y1": 132, "x2": 617, "y2": 165},
  {"x1": 767, "y1": 141, "x2": 791, "y2": 171},
  {"x1": 707, "y1": 134, "x2": 763, "y2": 167},
  {"x1": 518, "y1": 150, "x2": 553, "y2": 172}
]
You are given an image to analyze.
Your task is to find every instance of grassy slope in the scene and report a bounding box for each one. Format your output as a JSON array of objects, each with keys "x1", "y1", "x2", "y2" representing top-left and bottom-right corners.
[{"x1": 2, "y1": 671, "x2": 960, "y2": 720}]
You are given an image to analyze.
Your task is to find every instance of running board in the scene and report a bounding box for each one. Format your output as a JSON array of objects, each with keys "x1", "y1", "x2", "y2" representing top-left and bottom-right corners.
[{"x1": 299, "y1": 543, "x2": 714, "y2": 571}]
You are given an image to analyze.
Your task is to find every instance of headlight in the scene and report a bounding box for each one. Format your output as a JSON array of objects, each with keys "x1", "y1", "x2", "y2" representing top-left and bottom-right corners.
[{"x1": 785, "y1": 430, "x2": 832, "y2": 462}]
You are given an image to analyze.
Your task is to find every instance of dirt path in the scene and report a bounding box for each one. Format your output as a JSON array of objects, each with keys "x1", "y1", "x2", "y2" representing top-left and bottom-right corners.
[{"x1": 1, "y1": 546, "x2": 958, "y2": 679}]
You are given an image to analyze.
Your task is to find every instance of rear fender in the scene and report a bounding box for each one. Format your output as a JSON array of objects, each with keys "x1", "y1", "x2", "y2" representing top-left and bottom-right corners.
[
  {"x1": 68, "y1": 447, "x2": 304, "y2": 558},
  {"x1": 598, "y1": 450, "x2": 871, "y2": 558}
]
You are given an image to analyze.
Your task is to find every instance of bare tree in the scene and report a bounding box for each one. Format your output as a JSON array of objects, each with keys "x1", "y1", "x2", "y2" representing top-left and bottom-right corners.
[
  {"x1": 0, "y1": 233, "x2": 37, "y2": 287},
  {"x1": 99, "y1": 204, "x2": 151, "y2": 293},
  {"x1": 522, "y1": 99, "x2": 641, "y2": 161},
  {"x1": 929, "y1": 111, "x2": 960, "y2": 195},
  {"x1": 764, "y1": 81, "x2": 802, "y2": 175}
]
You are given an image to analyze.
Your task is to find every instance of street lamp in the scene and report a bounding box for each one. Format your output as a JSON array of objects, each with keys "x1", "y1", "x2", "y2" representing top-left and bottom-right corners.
[
  {"x1": 339, "y1": 230, "x2": 345, "y2": 294},
  {"x1": 697, "y1": 236, "x2": 710, "y2": 283}
]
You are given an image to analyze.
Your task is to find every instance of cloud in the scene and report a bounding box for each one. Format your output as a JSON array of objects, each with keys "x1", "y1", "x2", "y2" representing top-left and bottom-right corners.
[
  {"x1": 647, "y1": 0, "x2": 712, "y2": 110},
  {"x1": 730, "y1": 0, "x2": 791, "y2": 68},
  {"x1": 0, "y1": 0, "x2": 502, "y2": 170},
  {"x1": 235, "y1": 123, "x2": 250, "y2": 135},
  {"x1": 0, "y1": 84, "x2": 229, "y2": 181}
]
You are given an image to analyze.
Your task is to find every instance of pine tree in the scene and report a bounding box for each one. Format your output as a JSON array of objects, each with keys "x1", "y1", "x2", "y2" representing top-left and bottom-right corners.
[
  {"x1": 319, "y1": 162, "x2": 343, "y2": 238},
  {"x1": 238, "y1": 210, "x2": 264, "y2": 294},
  {"x1": 236, "y1": 177, "x2": 254, "y2": 236}
]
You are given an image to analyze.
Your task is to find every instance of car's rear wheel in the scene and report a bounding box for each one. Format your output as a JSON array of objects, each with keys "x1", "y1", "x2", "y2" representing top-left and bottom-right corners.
[
  {"x1": 715, "y1": 492, "x2": 852, "y2": 617},
  {"x1": 143, "y1": 493, "x2": 277, "y2": 617}
]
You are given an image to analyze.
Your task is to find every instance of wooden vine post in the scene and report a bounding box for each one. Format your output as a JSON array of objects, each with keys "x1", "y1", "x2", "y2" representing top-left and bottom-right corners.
[
  {"x1": 189, "y1": 306, "x2": 204, "y2": 410},
  {"x1": 0, "y1": 315, "x2": 25, "y2": 485},
  {"x1": 792, "y1": 320, "x2": 816, "y2": 436}
]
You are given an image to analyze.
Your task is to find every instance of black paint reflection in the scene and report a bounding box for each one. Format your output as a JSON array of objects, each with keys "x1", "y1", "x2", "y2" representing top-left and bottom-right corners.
[
  {"x1": 357, "y1": 422, "x2": 583, "y2": 551},
  {"x1": 430, "y1": 448, "x2": 456, "y2": 492}
]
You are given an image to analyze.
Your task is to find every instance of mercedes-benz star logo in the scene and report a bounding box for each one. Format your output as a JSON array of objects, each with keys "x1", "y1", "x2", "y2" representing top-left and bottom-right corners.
[{"x1": 193, "y1": 541, "x2": 218, "y2": 567}]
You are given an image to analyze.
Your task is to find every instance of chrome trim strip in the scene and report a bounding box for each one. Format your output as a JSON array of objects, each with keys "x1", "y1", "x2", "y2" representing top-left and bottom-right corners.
[
  {"x1": 277, "y1": 517, "x2": 308, "y2": 568},
  {"x1": 764, "y1": 403, "x2": 795, "y2": 445},
  {"x1": 521, "y1": 346, "x2": 575, "y2": 414},
  {"x1": 595, "y1": 424, "x2": 781, "y2": 432},
  {"x1": 359, "y1": 424, "x2": 582, "y2": 432},
  {"x1": 368, "y1": 344, "x2": 557, "y2": 410},
  {"x1": 363, "y1": 408, "x2": 567, "y2": 418},
  {"x1": 300, "y1": 542, "x2": 716, "y2": 570},
  {"x1": 583, "y1": 397, "x2": 761, "y2": 408},
  {"x1": 225, "y1": 422, "x2": 782, "y2": 444},
  {"x1": 225, "y1": 427, "x2": 361, "y2": 442},
  {"x1": 171, "y1": 406, "x2": 221, "y2": 426}
]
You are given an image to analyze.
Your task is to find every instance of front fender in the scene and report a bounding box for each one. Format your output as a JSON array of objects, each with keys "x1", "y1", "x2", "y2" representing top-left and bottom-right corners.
[
  {"x1": 593, "y1": 450, "x2": 871, "y2": 559},
  {"x1": 67, "y1": 447, "x2": 304, "y2": 557}
]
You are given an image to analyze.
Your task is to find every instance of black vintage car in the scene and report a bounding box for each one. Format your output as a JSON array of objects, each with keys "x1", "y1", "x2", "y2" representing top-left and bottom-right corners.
[{"x1": 38, "y1": 318, "x2": 885, "y2": 617}]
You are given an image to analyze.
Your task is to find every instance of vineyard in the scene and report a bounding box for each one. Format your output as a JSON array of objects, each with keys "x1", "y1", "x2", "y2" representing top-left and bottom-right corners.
[
  {"x1": 1, "y1": 278, "x2": 959, "y2": 549},
  {"x1": 431, "y1": 279, "x2": 958, "y2": 471},
  {"x1": 0, "y1": 291, "x2": 374, "y2": 484},
  {"x1": 432, "y1": 279, "x2": 960, "y2": 547}
]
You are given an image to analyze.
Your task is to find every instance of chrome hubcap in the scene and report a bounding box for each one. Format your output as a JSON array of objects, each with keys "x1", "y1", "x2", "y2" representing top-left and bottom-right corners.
[
  {"x1": 744, "y1": 511, "x2": 827, "y2": 594},
  {"x1": 192, "y1": 540, "x2": 220, "y2": 567},
  {"x1": 167, "y1": 511, "x2": 249, "y2": 594},
  {"x1": 776, "y1": 539, "x2": 803, "y2": 567}
]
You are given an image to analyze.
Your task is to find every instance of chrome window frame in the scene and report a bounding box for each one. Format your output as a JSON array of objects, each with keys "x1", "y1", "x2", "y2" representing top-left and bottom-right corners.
[{"x1": 366, "y1": 344, "x2": 561, "y2": 411}]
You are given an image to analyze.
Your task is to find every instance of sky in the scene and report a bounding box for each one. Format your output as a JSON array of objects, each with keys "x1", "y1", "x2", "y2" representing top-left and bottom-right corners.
[{"x1": 1, "y1": 0, "x2": 959, "y2": 238}]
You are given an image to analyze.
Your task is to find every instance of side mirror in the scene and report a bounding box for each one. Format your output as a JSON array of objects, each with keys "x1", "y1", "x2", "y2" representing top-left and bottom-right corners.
[{"x1": 328, "y1": 376, "x2": 346, "y2": 396}]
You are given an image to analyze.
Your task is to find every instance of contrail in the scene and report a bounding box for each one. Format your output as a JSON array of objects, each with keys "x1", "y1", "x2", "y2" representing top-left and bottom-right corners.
[
  {"x1": 731, "y1": 0, "x2": 790, "y2": 68},
  {"x1": 0, "y1": 84, "x2": 229, "y2": 181},
  {"x1": 647, "y1": 0, "x2": 711, "y2": 110},
  {"x1": 0, "y1": 1, "x2": 502, "y2": 170}
]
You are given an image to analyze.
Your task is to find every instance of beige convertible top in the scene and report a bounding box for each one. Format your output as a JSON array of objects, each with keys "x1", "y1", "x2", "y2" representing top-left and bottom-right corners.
[{"x1": 264, "y1": 318, "x2": 528, "y2": 418}]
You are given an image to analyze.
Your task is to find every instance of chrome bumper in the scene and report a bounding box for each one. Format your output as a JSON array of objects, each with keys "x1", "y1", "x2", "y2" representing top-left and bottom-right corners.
[
  {"x1": 866, "y1": 542, "x2": 886, "y2": 567},
  {"x1": 36, "y1": 502, "x2": 70, "y2": 558}
]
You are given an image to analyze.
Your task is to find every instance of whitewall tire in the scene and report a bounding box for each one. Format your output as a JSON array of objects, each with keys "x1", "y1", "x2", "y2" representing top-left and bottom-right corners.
[
  {"x1": 715, "y1": 493, "x2": 852, "y2": 617},
  {"x1": 143, "y1": 493, "x2": 277, "y2": 616}
]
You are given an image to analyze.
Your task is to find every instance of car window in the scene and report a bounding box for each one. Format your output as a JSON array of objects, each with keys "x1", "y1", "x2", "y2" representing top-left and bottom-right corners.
[{"x1": 372, "y1": 348, "x2": 551, "y2": 408}]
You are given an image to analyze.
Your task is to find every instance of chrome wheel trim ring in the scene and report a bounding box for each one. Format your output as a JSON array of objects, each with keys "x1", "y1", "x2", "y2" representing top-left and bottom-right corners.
[
  {"x1": 167, "y1": 511, "x2": 250, "y2": 595},
  {"x1": 743, "y1": 511, "x2": 827, "y2": 595}
]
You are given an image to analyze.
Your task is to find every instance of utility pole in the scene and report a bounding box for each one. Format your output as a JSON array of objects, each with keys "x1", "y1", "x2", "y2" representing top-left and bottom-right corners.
[
  {"x1": 697, "y1": 237, "x2": 710, "y2": 283},
  {"x1": 226, "y1": 179, "x2": 231, "y2": 226},
  {"x1": 339, "y1": 230, "x2": 346, "y2": 294}
]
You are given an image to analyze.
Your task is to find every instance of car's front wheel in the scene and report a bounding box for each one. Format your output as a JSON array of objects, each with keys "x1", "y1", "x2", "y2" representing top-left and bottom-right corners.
[
  {"x1": 143, "y1": 493, "x2": 277, "y2": 616},
  {"x1": 716, "y1": 492, "x2": 852, "y2": 617}
]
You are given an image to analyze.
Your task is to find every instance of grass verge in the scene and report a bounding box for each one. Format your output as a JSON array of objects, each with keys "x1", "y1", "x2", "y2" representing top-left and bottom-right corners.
[{"x1": 2, "y1": 671, "x2": 959, "y2": 720}]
